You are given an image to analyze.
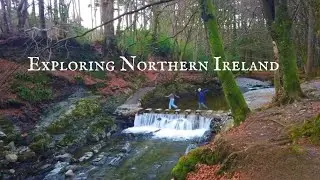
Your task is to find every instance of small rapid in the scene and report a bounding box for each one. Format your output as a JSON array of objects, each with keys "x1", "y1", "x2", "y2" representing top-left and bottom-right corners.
[{"x1": 123, "y1": 113, "x2": 212, "y2": 139}]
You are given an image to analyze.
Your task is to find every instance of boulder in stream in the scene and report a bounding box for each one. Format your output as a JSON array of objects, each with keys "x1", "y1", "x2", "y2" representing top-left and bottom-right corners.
[
  {"x1": 92, "y1": 153, "x2": 108, "y2": 166},
  {"x1": 197, "y1": 130, "x2": 213, "y2": 144},
  {"x1": 120, "y1": 142, "x2": 131, "y2": 153},
  {"x1": 108, "y1": 153, "x2": 126, "y2": 166},
  {"x1": 43, "y1": 161, "x2": 69, "y2": 180},
  {"x1": 65, "y1": 169, "x2": 75, "y2": 177},
  {"x1": 54, "y1": 153, "x2": 73, "y2": 162},
  {"x1": 5, "y1": 153, "x2": 18, "y2": 163},
  {"x1": 79, "y1": 152, "x2": 94, "y2": 162},
  {"x1": 0, "y1": 131, "x2": 7, "y2": 139}
]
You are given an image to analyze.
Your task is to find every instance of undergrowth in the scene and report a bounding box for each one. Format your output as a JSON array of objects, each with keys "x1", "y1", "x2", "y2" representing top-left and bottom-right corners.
[
  {"x1": 11, "y1": 72, "x2": 53, "y2": 102},
  {"x1": 289, "y1": 114, "x2": 320, "y2": 143},
  {"x1": 171, "y1": 147, "x2": 225, "y2": 180}
]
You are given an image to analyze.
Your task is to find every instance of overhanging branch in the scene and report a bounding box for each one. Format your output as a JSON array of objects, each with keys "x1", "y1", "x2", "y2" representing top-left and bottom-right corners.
[{"x1": 43, "y1": 0, "x2": 176, "y2": 51}]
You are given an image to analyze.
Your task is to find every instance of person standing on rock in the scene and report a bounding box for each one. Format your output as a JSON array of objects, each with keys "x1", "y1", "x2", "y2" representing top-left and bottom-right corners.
[
  {"x1": 197, "y1": 88, "x2": 209, "y2": 110},
  {"x1": 166, "y1": 93, "x2": 180, "y2": 109}
]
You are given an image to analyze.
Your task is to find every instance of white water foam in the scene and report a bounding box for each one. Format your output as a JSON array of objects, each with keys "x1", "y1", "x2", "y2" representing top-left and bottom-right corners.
[{"x1": 122, "y1": 113, "x2": 212, "y2": 139}]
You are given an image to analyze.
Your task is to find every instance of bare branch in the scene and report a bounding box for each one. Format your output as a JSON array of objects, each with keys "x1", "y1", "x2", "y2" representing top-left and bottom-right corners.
[{"x1": 42, "y1": 0, "x2": 177, "y2": 51}]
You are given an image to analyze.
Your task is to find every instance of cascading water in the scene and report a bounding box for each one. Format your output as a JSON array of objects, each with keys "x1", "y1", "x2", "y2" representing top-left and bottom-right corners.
[{"x1": 122, "y1": 113, "x2": 212, "y2": 139}]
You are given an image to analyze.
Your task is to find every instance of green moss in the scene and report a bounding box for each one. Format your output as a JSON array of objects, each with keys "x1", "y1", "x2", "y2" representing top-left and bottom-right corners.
[
  {"x1": 171, "y1": 148, "x2": 223, "y2": 180},
  {"x1": 47, "y1": 98, "x2": 102, "y2": 134},
  {"x1": 0, "y1": 116, "x2": 15, "y2": 135},
  {"x1": 46, "y1": 116, "x2": 71, "y2": 134},
  {"x1": 199, "y1": 0, "x2": 250, "y2": 125},
  {"x1": 58, "y1": 134, "x2": 77, "y2": 146},
  {"x1": 289, "y1": 114, "x2": 320, "y2": 143},
  {"x1": 272, "y1": 1, "x2": 303, "y2": 100},
  {"x1": 87, "y1": 71, "x2": 107, "y2": 80},
  {"x1": 11, "y1": 72, "x2": 53, "y2": 102},
  {"x1": 29, "y1": 133, "x2": 52, "y2": 153},
  {"x1": 0, "y1": 116, "x2": 20, "y2": 143},
  {"x1": 89, "y1": 117, "x2": 114, "y2": 134},
  {"x1": 72, "y1": 98, "x2": 101, "y2": 118},
  {"x1": 14, "y1": 72, "x2": 50, "y2": 84}
]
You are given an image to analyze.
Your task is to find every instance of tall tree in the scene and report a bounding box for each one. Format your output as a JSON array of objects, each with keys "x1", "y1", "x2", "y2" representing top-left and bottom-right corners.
[
  {"x1": 199, "y1": 0, "x2": 250, "y2": 125},
  {"x1": 53, "y1": 0, "x2": 59, "y2": 25},
  {"x1": 17, "y1": 0, "x2": 28, "y2": 32},
  {"x1": 78, "y1": 0, "x2": 81, "y2": 25},
  {"x1": 0, "y1": 0, "x2": 11, "y2": 34},
  {"x1": 306, "y1": 1, "x2": 316, "y2": 77},
  {"x1": 101, "y1": 0, "x2": 115, "y2": 58},
  {"x1": 39, "y1": 0, "x2": 47, "y2": 38},
  {"x1": 261, "y1": 0, "x2": 303, "y2": 102}
]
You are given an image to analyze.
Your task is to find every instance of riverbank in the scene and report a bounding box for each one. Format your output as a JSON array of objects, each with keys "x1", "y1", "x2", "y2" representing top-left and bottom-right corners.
[
  {"x1": 0, "y1": 57, "x2": 221, "y2": 179},
  {"x1": 172, "y1": 79, "x2": 320, "y2": 180}
]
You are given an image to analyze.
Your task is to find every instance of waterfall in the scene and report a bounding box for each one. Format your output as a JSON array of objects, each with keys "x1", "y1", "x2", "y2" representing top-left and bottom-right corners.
[{"x1": 123, "y1": 113, "x2": 212, "y2": 139}]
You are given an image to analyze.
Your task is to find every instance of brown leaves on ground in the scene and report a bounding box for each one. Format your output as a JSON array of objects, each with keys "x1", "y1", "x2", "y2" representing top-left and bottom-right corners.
[
  {"x1": 188, "y1": 90, "x2": 320, "y2": 180},
  {"x1": 187, "y1": 164, "x2": 244, "y2": 180}
]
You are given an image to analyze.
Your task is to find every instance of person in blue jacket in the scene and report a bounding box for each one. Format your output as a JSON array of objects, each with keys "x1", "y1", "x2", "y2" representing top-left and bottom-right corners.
[{"x1": 197, "y1": 88, "x2": 209, "y2": 110}]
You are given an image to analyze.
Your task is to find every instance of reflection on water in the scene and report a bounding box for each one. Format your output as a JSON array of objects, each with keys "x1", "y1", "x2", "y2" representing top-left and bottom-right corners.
[{"x1": 88, "y1": 138, "x2": 189, "y2": 180}]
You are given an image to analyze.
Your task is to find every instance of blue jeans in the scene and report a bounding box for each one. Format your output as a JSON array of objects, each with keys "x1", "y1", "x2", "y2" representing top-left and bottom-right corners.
[
  {"x1": 169, "y1": 98, "x2": 178, "y2": 109},
  {"x1": 198, "y1": 102, "x2": 208, "y2": 110}
]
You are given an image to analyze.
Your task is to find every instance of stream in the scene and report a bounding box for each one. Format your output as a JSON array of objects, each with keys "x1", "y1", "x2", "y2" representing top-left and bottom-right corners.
[{"x1": 40, "y1": 78, "x2": 274, "y2": 180}]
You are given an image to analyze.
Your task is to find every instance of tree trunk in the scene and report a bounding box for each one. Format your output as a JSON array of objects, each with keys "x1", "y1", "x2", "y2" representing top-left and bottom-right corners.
[
  {"x1": 17, "y1": 0, "x2": 28, "y2": 32},
  {"x1": 151, "y1": 5, "x2": 160, "y2": 42},
  {"x1": 31, "y1": 0, "x2": 37, "y2": 26},
  {"x1": 78, "y1": 0, "x2": 81, "y2": 25},
  {"x1": 53, "y1": 0, "x2": 58, "y2": 25},
  {"x1": 101, "y1": 0, "x2": 115, "y2": 59},
  {"x1": 272, "y1": 41, "x2": 283, "y2": 99},
  {"x1": 261, "y1": 0, "x2": 303, "y2": 102},
  {"x1": 306, "y1": 3, "x2": 315, "y2": 77},
  {"x1": 116, "y1": 0, "x2": 121, "y2": 35},
  {"x1": 199, "y1": 0, "x2": 250, "y2": 126},
  {"x1": 0, "y1": 0, "x2": 11, "y2": 34},
  {"x1": 38, "y1": 0, "x2": 47, "y2": 38},
  {"x1": 273, "y1": 0, "x2": 303, "y2": 101}
]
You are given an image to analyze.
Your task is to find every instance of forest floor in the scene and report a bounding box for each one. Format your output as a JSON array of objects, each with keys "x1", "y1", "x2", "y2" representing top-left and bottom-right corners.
[{"x1": 187, "y1": 79, "x2": 320, "y2": 180}]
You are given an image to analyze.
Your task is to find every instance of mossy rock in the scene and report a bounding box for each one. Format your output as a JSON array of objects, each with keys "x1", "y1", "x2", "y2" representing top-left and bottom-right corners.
[
  {"x1": 47, "y1": 98, "x2": 102, "y2": 134},
  {"x1": 29, "y1": 133, "x2": 52, "y2": 153},
  {"x1": 0, "y1": 117, "x2": 15, "y2": 135},
  {"x1": 58, "y1": 134, "x2": 78, "y2": 147},
  {"x1": 18, "y1": 151, "x2": 36, "y2": 162},
  {"x1": 87, "y1": 116, "x2": 115, "y2": 142},
  {"x1": 71, "y1": 98, "x2": 101, "y2": 118},
  {"x1": 171, "y1": 147, "x2": 224, "y2": 180},
  {"x1": 89, "y1": 117, "x2": 114, "y2": 134},
  {"x1": 0, "y1": 117, "x2": 19, "y2": 143},
  {"x1": 46, "y1": 116, "x2": 71, "y2": 134}
]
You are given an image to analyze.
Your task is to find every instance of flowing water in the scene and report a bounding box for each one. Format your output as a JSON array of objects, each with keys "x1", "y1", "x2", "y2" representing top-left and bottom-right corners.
[
  {"x1": 83, "y1": 113, "x2": 213, "y2": 179},
  {"x1": 123, "y1": 113, "x2": 212, "y2": 139},
  {"x1": 41, "y1": 78, "x2": 273, "y2": 180}
]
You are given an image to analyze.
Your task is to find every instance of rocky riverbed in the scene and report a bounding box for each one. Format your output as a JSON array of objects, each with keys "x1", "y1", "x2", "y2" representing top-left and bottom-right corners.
[{"x1": 0, "y1": 78, "x2": 275, "y2": 179}]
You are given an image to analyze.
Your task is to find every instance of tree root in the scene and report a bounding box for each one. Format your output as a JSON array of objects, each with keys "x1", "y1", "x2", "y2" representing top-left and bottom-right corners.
[
  {"x1": 265, "y1": 119, "x2": 286, "y2": 127},
  {"x1": 219, "y1": 150, "x2": 244, "y2": 174}
]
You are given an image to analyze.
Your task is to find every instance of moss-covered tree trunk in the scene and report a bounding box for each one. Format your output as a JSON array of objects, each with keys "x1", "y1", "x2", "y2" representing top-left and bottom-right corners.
[
  {"x1": 199, "y1": 0, "x2": 250, "y2": 126},
  {"x1": 273, "y1": 0, "x2": 303, "y2": 101},
  {"x1": 272, "y1": 41, "x2": 283, "y2": 100},
  {"x1": 262, "y1": 0, "x2": 303, "y2": 102}
]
